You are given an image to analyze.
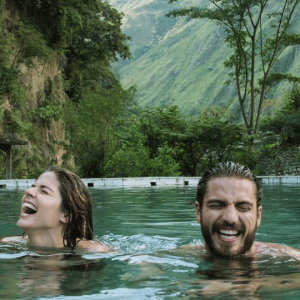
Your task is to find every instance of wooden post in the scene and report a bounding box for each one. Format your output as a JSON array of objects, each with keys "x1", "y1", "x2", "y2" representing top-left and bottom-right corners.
[
  {"x1": 6, "y1": 146, "x2": 12, "y2": 179},
  {"x1": 0, "y1": 139, "x2": 28, "y2": 179}
]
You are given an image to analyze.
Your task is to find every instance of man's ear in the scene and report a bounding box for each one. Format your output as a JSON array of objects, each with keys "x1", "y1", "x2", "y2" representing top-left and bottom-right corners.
[
  {"x1": 257, "y1": 206, "x2": 262, "y2": 228},
  {"x1": 194, "y1": 201, "x2": 201, "y2": 224}
]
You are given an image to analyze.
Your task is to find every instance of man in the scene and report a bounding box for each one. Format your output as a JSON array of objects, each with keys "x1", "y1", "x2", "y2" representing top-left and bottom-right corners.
[
  {"x1": 187, "y1": 161, "x2": 300, "y2": 296},
  {"x1": 194, "y1": 161, "x2": 300, "y2": 258}
]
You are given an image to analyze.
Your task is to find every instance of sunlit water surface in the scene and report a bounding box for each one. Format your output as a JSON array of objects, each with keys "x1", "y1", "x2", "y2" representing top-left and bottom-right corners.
[{"x1": 1, "y1": 184, "x2": 300, "y2": 299}]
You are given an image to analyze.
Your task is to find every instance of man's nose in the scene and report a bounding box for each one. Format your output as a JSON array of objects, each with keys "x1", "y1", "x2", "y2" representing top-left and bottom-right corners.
[{"x1": 222, "y1": 204, "x2": 238, "y2": 225}]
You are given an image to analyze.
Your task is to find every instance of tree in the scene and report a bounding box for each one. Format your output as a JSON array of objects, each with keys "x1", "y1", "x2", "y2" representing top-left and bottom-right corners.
[
  {"x1": 63, "y1": 83, "x2": 132, "y2": 177},
  {"x1": 161, "y1": 110, "x2": 244, "y2": 175},
  {"x1": 260, "y1": 84, "x2": 300, "y2": 140},
  {"x1": 135, "y1": 106, "x2": 245, "y2": 176},
  {"x1": 104, "y1": 112, "x2": 181, "y2": 177},
  {"x1": 167, "y1": 0, "x2": 300, "y2": 135}
]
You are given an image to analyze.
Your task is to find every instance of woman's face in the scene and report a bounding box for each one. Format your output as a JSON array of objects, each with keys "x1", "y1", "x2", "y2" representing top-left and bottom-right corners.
[{"x1": 17, "y1": 171, "x2": 67, "y2": 233}]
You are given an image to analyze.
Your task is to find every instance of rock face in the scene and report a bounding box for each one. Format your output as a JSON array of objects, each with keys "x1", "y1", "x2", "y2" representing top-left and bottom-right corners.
[
  {"x1": 256, "y1": 142, "x2": 300, "y2": 176},
  {"x1": 0, "y1": 3, "x2": 67, "y2": 178},
  {"x1": 19, "y1": 58, "x2": 66, "y2": 147},
  {"x1": 0, "y1": 57, "x2": 67, "y2": 178}
]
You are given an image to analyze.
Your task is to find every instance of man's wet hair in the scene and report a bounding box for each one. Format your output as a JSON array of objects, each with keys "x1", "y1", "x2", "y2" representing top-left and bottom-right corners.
[{"x1": 196, "y1": 161, "x2": 262, "y2": 208}]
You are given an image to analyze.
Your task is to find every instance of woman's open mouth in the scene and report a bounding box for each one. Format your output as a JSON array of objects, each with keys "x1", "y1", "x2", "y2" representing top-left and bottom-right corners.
[{"x1": 22, "y1": 203, "x2": 37, "y2": 215}]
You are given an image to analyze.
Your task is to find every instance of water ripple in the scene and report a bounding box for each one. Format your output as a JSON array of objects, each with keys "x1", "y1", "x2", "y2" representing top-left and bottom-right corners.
[{"x1": 100, "y1": 233, "x2": 180, "y2": 254}]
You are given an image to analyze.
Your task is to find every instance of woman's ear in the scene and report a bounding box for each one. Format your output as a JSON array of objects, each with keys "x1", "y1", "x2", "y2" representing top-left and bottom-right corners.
[
  {"x1": 60, "y1": 212, "x2": 68, "y2": 224},
  {"x1": 194, "y1": 201, "x2": 201, "y2": 224}
]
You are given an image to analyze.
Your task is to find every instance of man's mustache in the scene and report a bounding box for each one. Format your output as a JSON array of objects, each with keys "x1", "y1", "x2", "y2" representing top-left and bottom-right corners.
[{"x1": 212, "y1": 221, "x2": 245, "y2": 233}]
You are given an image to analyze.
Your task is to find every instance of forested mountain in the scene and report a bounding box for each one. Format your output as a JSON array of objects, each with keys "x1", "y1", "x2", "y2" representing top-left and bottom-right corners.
[{"x1": 110, "y1": 0, "x2": 300, "y2": 115}]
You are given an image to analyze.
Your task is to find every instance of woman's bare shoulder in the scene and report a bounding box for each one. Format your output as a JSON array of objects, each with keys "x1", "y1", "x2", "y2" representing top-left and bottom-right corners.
[{"x1": 76, "y1": 239, "x2": 110, "y2": 253}]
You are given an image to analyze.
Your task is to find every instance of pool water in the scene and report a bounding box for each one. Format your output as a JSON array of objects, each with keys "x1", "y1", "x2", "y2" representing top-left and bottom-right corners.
[{"x1": 1, "y1": 184, "x2": 300, "y2": 299}]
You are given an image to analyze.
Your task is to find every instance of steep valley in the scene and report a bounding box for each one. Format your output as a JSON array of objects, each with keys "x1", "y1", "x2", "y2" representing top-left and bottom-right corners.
[{"x1": 110, "y1": 0, "x2": 300, "y2": 115}]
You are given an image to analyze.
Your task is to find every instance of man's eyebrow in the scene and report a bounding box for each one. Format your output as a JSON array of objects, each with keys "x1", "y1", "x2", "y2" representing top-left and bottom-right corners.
[
  {"x1": 206, "y1": 199, "x2": 226, "y2": 204},
  {"x1": 206, "y1": 199, "x2": 254, "y2": 206},
  {"x1": 235, "y1": 200, "x2": 254, "y2": 206}
]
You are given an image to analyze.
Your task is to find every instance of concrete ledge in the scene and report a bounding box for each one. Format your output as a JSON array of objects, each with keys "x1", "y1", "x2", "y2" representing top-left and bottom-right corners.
[
  {"x1": 259, "y1": 176, "x2": 300, "y2": 184},
  {"x1": 0, "y1": 179, "x2": 35, "y2": 188},
  {"x1": 82, "y1": 177, "x2": 199, "y2": 188},
  {"x1": 0, "y1": 177, "x2": 199, "y2": 188},
  {"x1": 0, "y1": 176, "x2": 300, "y2": 189}
]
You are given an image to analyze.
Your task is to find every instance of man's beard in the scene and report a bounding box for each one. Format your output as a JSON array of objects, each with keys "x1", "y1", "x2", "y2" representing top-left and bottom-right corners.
[{"x1": 201, "y1": 220, "x2": 257, "y2": 258}]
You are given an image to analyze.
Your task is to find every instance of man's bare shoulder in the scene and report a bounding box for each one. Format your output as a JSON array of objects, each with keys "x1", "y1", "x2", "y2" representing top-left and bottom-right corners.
[
  {"x1": 167, "y1": 244, "x2": 205, "y2": 257},
  {"x1": 177, "y1": 244, "x2": 204, "y2": 251},
  {"x1": 255, "y1": 241, "x2": 300, "y2": 259},
  {"x1": 172, "y1": 242, "x2": 300, "y2": 259}
]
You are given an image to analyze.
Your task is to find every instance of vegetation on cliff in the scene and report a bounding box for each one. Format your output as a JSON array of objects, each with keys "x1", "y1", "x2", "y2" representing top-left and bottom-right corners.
[{"x1": 0, "y1": 0, "x2": 132, "y2": 178}]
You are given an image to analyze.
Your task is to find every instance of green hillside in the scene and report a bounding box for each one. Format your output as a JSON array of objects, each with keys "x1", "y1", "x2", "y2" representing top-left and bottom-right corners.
[{"x1": 110, "y1": 0, "x2": 300, "y2": 115}]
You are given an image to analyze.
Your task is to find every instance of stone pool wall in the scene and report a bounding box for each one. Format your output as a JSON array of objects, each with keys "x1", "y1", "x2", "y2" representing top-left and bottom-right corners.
[{"x1": 256, "y1": 144, "x2": 300, "y2": 176}]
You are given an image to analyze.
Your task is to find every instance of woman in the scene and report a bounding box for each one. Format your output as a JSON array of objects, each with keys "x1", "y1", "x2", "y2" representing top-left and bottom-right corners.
[{"x1": 3, "y1": 166, "x2": 107, "y2": 252}]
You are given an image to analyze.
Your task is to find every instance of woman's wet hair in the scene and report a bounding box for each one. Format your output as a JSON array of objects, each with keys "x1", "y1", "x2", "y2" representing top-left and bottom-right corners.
[
  {"x1": 196, "y1": 161, "x2": 262, "y2": 209},
  {"x1": 42, "y1": 166, "x2": 94, "y2": 247}
]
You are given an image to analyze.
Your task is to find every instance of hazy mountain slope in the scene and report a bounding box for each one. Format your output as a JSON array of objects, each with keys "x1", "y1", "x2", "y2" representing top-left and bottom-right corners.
[{"x1": 110, "y1": 0, "x2": 300, "y2": 115}]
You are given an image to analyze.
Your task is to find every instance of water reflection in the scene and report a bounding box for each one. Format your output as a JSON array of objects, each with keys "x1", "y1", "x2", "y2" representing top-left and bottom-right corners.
[
  {"x1": 191, "y1": 257, "x2": 262, "y2": 298},
  {"x1": 0, "y1": 244, "x2": 107, "y2": 299}
]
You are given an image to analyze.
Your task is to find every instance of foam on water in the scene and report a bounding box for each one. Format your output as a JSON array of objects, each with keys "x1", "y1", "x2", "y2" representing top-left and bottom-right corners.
[
  {"x1": 39, "y1": 288, "x2": 166, "y2": 300},
  {"x1": 100, "y1": 233, "x2": 181, "y2": 254}
]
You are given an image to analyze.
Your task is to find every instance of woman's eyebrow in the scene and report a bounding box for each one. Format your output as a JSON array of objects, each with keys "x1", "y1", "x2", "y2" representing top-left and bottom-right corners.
[{"x1": 39, "y1": 185, "x2": 54, "y2": 192}]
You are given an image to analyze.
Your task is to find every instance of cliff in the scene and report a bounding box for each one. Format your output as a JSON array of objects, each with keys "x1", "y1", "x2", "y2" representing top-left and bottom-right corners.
[
  {"x1": 0, "y1": 0, "x2": 131, "y2": 178},
  {"x1": 0, "y1": 1, "x2": 67, "y2": 178}
]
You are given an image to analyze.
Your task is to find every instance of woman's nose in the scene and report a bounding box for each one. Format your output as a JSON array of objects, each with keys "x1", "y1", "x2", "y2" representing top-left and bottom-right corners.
[{"x1": 25, "y1": 187, "x2": 36, "y2": 198}]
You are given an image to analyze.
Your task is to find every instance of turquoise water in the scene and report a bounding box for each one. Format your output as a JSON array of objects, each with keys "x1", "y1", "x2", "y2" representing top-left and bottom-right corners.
[{"x1": 1, "y1": 184, "x2": 300, "y2": 299}]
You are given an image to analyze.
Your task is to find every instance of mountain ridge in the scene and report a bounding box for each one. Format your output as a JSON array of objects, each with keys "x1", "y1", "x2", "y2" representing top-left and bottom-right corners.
[{"x1": 110, "y1": 0, "x2": 300, "y2": 116}]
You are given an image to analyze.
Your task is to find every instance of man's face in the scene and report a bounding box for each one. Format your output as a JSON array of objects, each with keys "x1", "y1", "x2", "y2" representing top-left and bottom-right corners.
[{"x1": 194, "y1": 177, "x2": 262, "y2": 258}]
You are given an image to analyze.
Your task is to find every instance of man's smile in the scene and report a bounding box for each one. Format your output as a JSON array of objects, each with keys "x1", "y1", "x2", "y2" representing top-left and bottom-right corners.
[
  {"x1": 212, "y1": 222, "x2": 244, "y2": 242},
  {"x1": 217, "y1": 229, "x2": 241, "y2": 241}
]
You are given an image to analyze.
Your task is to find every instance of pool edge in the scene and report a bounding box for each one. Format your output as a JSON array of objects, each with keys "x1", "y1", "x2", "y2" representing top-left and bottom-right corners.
[{"x1": 1, "y1": 176, "x2": 300, "y2": 188}]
